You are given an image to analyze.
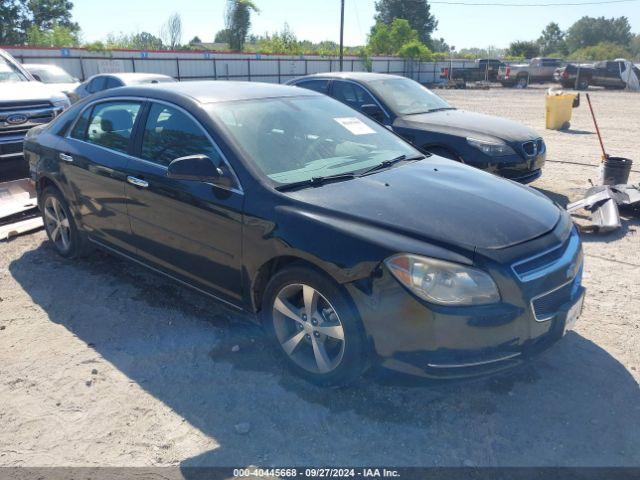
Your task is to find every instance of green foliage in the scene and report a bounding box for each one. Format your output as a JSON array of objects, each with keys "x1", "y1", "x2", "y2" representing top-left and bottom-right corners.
[
  {"x1": 254, "y1": 23, "x2": 301, "y2": 55},
  {"x1": 27, "y1": 0, "x2": 78, "y2": 32},
  {"x1": 537, "y1": 22, "x2": 566, "y2": 55},
  {"x1": 506, "y1": 40, "x2": 540, "y2": 59},
  {"x1": 374, "y1": 0, "x2": 437, "y2": 44},
  {"x1": 397, "y1": 39, "x2": 433, "y2": 60},
  {"x1": 0, "y1": 0, "x2": 28, "y2": 44},
  {"x1": 225, "y1": 0, "x2": 259, "y2": 51},
  {"x1": 368, "y1": 19, "x2": 420, "y2": 55},
  {"x1": 214, "y1": 28, "x2": 231, "y2": 44},
  {"x1": 568, "y1": 42, "x2": 632, "y2": 61},
  {"x1": 631, "y1": 35, "x2": 640, "y2": 60},
  {"x1": 104, "y1": 31, "x2": 163, "y2": 51},
  {"x1": 26, "y1": 22, "x2": 79, "y2": 46},
  {"x1": 565, "y1": 16, "x2": 632, "y2": 52}
]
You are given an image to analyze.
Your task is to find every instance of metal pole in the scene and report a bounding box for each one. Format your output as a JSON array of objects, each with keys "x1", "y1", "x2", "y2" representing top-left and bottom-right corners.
[{"x1": 339, "y1": 0, "x2": 345, "y2": 71}]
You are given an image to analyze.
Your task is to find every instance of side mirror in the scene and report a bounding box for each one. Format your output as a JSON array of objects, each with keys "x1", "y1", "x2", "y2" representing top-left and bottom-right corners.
[
  {"x1": 167, "y1": 155, "x2": 223, "y2": 183},
  {"x1": 361, "y1": 103, "x2": 385, "y2": 122}
]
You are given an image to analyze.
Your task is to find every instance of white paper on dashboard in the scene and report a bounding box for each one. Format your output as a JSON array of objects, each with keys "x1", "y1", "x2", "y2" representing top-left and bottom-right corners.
[{"x1": 333, "y1": 117, "x2": 376, "y2": 135}]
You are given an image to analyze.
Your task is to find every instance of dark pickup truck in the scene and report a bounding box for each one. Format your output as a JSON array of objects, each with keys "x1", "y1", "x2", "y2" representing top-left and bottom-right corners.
[
  {"x1": 554, "y1": 60, "x2": 640, "y2": 90},
  {"x1": 441, "y1": 59, "x2": 505, "y2": 84}
]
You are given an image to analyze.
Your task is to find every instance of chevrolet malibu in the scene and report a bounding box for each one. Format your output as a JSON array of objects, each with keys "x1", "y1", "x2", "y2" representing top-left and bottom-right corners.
[{"x1": 24, "y1": 82, "x2": 585, "y2": 385}]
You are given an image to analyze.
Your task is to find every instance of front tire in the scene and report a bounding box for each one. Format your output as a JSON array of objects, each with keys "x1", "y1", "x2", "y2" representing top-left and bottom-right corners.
[
  {"x1": 41, "y1": 187, "x2": 88, "y2": 258},
  {"x1": 261, "y1": 265, "x2": 370, "y2": 386},
  {"x1": 516, "y1": 75, "x2": 529, "y2": 88}
]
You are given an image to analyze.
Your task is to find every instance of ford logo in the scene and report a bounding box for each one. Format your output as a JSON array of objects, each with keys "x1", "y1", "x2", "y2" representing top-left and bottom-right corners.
[{"x1": 6, "y1": 114, "x2": 28, "y2": 125}]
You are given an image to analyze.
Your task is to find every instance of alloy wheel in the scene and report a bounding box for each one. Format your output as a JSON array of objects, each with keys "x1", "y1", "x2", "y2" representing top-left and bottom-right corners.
[
  {"x1": 272, "y1": 283, "x2": 346, "y2": 374},
  {"x1": 43, "y1": 196, "x2": 71, "y2": 253}
]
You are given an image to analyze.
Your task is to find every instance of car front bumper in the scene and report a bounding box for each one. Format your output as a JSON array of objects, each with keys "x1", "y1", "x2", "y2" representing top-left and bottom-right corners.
[{"x1": 346, "y1": 228, "x2": 584, "y2": 379}]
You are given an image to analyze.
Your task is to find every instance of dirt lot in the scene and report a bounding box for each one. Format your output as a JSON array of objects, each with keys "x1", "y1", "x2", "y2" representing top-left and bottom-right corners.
[{"x1": 1, "y1": 85, "x2": 639, "y2": 468}]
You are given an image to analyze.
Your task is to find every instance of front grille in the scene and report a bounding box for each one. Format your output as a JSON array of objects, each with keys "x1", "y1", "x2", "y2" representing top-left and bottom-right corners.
[
  {"x1": 532, "y1": 268, "x2": 582, "y2": 321},
  {"x1": 0, "y1": 100, "x2": 52, "y2": 111},
  {"x1": 522, "y1": 138, "x2": 545, "y2": 157},
  {"x1": 0, "y1": 101, "x2": 56, "y2": 157},
  {"x1": 512, "y1": 229, "x2": 581, "y2": 282}
]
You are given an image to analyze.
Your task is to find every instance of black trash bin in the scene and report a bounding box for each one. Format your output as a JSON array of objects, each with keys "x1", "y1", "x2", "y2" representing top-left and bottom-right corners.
[{"x1": 601, "y1": 157, "x2": 633, "y2": 186}]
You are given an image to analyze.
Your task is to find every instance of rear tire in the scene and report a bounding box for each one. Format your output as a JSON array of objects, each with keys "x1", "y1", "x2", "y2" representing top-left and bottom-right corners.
[
  {"x1": 516, "y1": 75, "x2": 529, "y2": 88},
  {"x1": 41, "y1": 187, "x2": 90, "y2": 259},
  {"x1": 261, "y1": 265, "x2": 370, "y2": 386},
  {"x1": 576, "y1": 78, "x2": 589, "y2": 90}
]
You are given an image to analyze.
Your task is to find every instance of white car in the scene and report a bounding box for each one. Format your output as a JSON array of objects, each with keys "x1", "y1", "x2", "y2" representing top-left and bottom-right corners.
[{"x1": 23, "y1": 63, "x2": 80, "y2": 101}]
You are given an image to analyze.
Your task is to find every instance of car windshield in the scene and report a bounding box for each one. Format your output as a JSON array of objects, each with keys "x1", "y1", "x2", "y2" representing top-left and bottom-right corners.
[
  {"x1": 367, "y1": 77, "x2": 452, "y2": 116},
  {"x1": 0, "y1": 56, "x2": 29, "y2": 83},
  {"x1": 209, "y1": 95, "x2": 420, "y2": 186},
  {"x1": 30, "y1": 67, "x2": 75, "y2": 84}
]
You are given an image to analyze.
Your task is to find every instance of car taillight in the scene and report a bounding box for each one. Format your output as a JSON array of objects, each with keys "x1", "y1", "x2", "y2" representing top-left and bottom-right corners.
[
  {"x1": 562, "y1": 70, "x2": 569, "y2": 79},
  {"x1": 505, "y1": 66, "x2": 510, "y2": 79},
  {"x1": 440, "y1": 67, "x2": 449, "y2": 79}
]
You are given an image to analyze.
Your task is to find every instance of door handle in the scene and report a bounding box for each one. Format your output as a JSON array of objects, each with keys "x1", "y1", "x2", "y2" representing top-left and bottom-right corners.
[
  {"x1": 127, "y1": 176, "x2": 149, "y2": 188},
  {"x1": 59, "y1": 153, "x2": 74, "y2": 163}
]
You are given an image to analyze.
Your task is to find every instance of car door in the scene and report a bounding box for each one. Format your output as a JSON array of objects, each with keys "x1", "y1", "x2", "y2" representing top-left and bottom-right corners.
[
  {"x1": 124, "y1": 101, "x2": 244, "y2": 305},
  {"x1": 330, "y1": 80, "x2": 389, "y2": 124},
  {"x1": 55, "y1": 100, "x2": 143, "y2": 253}
]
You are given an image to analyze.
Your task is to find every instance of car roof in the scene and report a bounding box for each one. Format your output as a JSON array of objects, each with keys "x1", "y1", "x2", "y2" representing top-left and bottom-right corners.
[
  {"x1": 23, "y1": 63, "x2": 66, "y2": 71},
  {"x1": 90, "y1": 72, "x2": 174, "y2": 82},
  {"x1": 103, "y1": 80, "x2": 321, "y2": 104},
  {"x1": 290, "y1": 72, "x2": 403, "y2": 84}
]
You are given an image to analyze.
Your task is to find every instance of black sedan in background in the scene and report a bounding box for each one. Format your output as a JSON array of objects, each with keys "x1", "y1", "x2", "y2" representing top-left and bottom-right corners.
[
  {"x1": 289, "y1": 72, "x2": 546, "y2": 183},
  {"x1": 25, "y1": 81, "x2": 584, "y2": 385}
]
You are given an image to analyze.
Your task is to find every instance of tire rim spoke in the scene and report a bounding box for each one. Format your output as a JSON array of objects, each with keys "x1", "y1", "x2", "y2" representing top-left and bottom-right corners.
[
  {"x1": 315, "y1": 324, "x2": 344, "y2": 341},
  {"x1": 311, "y1": 336, "x2": 332, "y2": 373},
  {"x1": 273, "y1": 297, "x2": 304, "y2": 325},
  {"x1": 281, "y1": 330, "x2": 305, "y2": 355},
  {"x1": 302, "y1": 284, "x2": 318, "y2": 320},
  {"x1": 50, "y1": 224, "x2": 60, "y2": 241}
]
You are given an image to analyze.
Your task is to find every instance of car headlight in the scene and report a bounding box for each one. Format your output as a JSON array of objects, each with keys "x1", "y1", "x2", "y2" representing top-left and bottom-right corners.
[
  {"x1": 467, "y1": 137, "x2": 516, "y2": 157},
  {"x1": 52, "y1": 98, "x2": 71, "y2": 112},
  {"x1": 385, "y1": 254, "x2": 500, "y2": 306}
]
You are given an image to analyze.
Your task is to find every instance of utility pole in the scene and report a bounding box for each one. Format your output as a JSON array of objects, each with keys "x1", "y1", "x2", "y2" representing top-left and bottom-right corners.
[{"x1": 339, "y1": 0, "x2": 345, "y2": 71}]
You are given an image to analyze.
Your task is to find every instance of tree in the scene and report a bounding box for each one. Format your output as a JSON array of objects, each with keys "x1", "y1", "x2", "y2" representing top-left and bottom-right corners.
[
  {"x1": 27, "y1": 0, "x2": 79, "y2": 32},
  {"x1": 430, "y1": 37, "x2": 450, "y2": 53},
  {"x1": 398, "y1": 40, "x2": 433, "y2": 60},
  {"x1": 189, "y1": 36, "x2": 202, "y2": 45},
  {"x1": 368, "y1": 19, "x2": 419, "y2": 55},
  {"x1": 104, "y1": 31, "x2": 163, "y2": 50},
  {"x1": 565, "y1": 16, "x2": 632, "y2": 52},
  {"x1": 225, "y1": 0, "x2": 259, "y2": 51},
  {"x1": 631, "y1": 35, "x2": 640, "y2": 60},
  {"x1": 256, "y1": 23, "x2": 300, "y2": 55},
  {"x1": 26, "y1": 22, "x2": 78, "y2": 46},
  {"x1": 214, "y1": 28, "x2": 231, "y2": 44},
  {"x1": 160, "y1": 12, "x2": 182, "y2": 50},
  {"x1": 569, "y1": 41, "x2": 631, "y2": 61},
  {"x1": 537, "y1": 22, "x2": 566, "y2": 55},
  {"x1": 506, "y1": 40, "x2": 540, "y2": 59},
  {"x1": 374, "y1": 0, "x2": 437, "y2": 45},
  {"x1": 0, "y1": 0, "x2": 28, "y2": 44}
]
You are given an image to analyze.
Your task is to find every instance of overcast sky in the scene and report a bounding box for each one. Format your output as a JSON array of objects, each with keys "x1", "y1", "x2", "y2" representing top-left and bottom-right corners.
[{"x1": 73, "y1": 0, "x2": 640, "y2": 50}]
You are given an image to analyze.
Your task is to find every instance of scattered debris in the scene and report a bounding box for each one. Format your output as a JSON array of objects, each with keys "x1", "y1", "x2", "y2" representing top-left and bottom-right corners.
[
  {"x1": 234, "y1": 422, "x2": 251, "y2": 434},
  {"x1": 91, "y1": 369, "x2": 98, "y2": 375},
  {"x1": 231, "y1": 345, "x2": 240, "y2": 353},
  {"x1": 567, "y1": 184, "x2": 640, "y2": 233},
  {"x1": 0, "y1": 179, "x2": 43, "y2": 240}
]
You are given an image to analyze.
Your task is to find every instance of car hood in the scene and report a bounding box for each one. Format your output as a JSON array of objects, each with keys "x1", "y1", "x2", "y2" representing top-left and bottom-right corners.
[
  {"x1": 286, "y1": 157, "x2": 560, "y2": 251},
  {"x1": 394, "y1": 109, "x2": 541, "y2": 143},
  {"x1": 0, "y1": 80, "x2": 68, "y2": 103}
]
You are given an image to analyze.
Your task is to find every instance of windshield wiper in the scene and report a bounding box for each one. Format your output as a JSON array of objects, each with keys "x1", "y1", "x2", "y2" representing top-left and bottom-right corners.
[
  {"x1": 358, "y1": 154, "x2": 426, "y2": 177},
  {"x1": 275, "y1": 172, "x2": 357, "y2": 191}
]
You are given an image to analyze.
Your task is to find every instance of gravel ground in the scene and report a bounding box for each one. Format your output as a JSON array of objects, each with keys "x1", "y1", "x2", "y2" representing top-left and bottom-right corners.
[{"x1": 1, "y1": 85, "x2": 639, "y2": 468}]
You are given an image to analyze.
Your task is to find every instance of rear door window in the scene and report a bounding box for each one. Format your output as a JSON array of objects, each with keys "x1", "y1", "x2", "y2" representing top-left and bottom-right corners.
[
  {"x1": 86, "y1": 76, "x2": 106, "y2": 93},
  {"x1": 104, "y1": 77, "x2": 123, "y2": 90},
  {"x1": 294, "y1": 79, "x2": 330, "y2": 94},
  {"x1": 85, "y1": 101, "x2": 142, "y2": 154}
]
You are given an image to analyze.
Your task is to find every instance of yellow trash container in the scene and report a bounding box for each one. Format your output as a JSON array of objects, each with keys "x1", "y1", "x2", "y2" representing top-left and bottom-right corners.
[{"x1": 545, "y1": 90, "x2": 580, "y2": 130}]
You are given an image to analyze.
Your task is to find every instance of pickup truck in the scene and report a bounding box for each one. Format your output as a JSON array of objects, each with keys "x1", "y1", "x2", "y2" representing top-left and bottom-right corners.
[
  {"x1": 441, "y1": 59, "x2": 505, "y2": 84},
  {"x1": 0, "y1": 49, "x2": 70, "y2": 179},
  {"x1": 497, "y1": 57, "x2": 565, "y2": 88},
  {"x1": 554, "y1": 60, "x2": 640, "y2": 90}
]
